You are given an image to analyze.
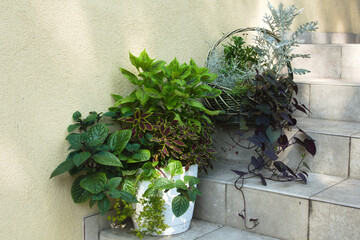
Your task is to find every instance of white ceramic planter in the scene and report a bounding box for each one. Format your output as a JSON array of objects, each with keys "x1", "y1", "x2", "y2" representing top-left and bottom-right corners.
[{"x1": 132, "y1": 164, "x2": 198, "y2": 235}]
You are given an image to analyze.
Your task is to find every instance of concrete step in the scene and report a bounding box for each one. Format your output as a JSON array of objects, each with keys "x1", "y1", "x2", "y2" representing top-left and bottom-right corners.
[
  {"x1": 294, "y1": 78, "x2": 360, "y2": 122},
  {"x1": 213, "y1": 117, "x2": 360, "y2": 178},
  {"x1": 292, "y1": 44, "x2": 360, "y2": 79},
  {"x1": 194, "y1": 160, "x2": 360, "y2": 240},
  {"x1": 100, "y1": 219, "x2": 278, "y2": 240}
]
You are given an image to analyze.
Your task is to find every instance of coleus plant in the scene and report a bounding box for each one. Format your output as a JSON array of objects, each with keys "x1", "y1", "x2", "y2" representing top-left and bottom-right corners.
[
  {"x1": 110, "y1": 50, "x2": 221, "y2": 173},
  {"x1": 107, "y1": 50, "x2": 222, "y2": 220}
]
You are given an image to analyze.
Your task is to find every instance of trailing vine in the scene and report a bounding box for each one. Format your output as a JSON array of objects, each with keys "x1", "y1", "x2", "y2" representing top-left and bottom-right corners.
[{"x1": 205, "y1": 2, "x2": 318, "y2": 229}]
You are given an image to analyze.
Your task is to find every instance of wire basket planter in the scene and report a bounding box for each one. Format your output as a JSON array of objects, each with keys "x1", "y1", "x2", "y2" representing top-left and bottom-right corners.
[{"x1": 203, "y1": 27, "x2": 294, "y2": 124}]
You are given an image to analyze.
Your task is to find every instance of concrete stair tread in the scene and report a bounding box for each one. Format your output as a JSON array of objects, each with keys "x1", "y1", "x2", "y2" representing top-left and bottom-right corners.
[
  {"x1": 99, "y1": 219, "x2": 278, "y2": 240},
  {"x1": 295, "y1": 77, "x2": 360, "y2": 86},
  {"x1": 311, "y1": 179, "x2": 360, "y2": 209},
  {"x1": 200, "y1": 159, "x2": 360, "y2": 209},
  {"x1": 295, "y1": 117, "x2": 360, "y2": 137}
]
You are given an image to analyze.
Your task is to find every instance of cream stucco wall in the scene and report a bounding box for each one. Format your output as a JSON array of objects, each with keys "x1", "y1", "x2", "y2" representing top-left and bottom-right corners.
[{"x1": 1, "y1": 1, "x2": 359, "y2": 239}]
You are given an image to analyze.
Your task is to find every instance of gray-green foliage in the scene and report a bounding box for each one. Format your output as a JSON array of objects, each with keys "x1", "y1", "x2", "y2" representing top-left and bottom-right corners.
[
  {"x1": 255, "y1": 2, "x2": 318, "y2": 77},
  {"x1": 208, "y1": 2, "x2": 318, "y2": 89}
]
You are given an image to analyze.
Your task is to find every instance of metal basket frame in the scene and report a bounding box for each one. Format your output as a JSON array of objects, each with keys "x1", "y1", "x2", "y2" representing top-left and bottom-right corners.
[{"x1": 203, "y1": 27, "x2": 294, "y2": 119}]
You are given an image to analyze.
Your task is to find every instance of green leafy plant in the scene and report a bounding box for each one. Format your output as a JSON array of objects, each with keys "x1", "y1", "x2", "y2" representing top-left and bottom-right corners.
[
  {"x1": 107, "y1": 50, "x2": 220, "y2": 235},
  {"x1": 51, "y1": 50, "x2": 221, "y2": 238},
  {"x1": 108, "y1": 199, "x2": 135, "y2": 227},
  {"x1": 135, "y1": 196, "x2": 168, "y2": 239},
  {"x1": 50, "y1": 111, "x2": 141, "y2": 215},
  {"x1": 110, "y1": 50, "x2": 221, "y2": 172},
  {"x1": 132, "y1": 160, "x2": 201, "y2": 238}
]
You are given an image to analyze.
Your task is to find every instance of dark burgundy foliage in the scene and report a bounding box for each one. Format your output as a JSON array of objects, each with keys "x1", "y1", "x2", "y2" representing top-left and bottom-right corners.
[
  {"x1": 227, "y1": 71, "x2": 317, "y2": 229},
  {"x1": 226, "y1": 72, "x2": 316, "y2": 187}
]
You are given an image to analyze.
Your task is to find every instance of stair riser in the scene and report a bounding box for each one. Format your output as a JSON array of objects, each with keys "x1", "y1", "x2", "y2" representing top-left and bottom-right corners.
[
  {"x1": 309, "y1": 201, "x2": 360, "y2": 239},
  {"x1": 194, "y1": 179, "x2": 309, "y2": 240},
  {"x1": 213, "y1": 127, "x2": 351, "y2": 178},
  {"x1": 280, "y1": 130, "x2": 350, "y2": 178},
  {"x1": 294, "y1": 82, "x2": 360, "y2": 122},
  {"x1": 292, "y1": 45, "x2": 360, "y2": 79},
  {"x1": 350, "y1": 136, "x2": 360, "y2": 179},
  {"x1": 195, "y1": 178, "x2": 360, "y2": 240},
  {"x1": 292, "y1": 45, "x2": 341, "y2": 79}
]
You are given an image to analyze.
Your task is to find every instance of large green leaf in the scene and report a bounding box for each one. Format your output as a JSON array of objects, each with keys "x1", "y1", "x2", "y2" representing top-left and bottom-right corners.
[
  {"x1": 107, "y1": 177, "x2": 122, "y2": 190},
  {"x1": 184, "y1": 176, "x2": 200, "y2": 187},
  {"x1": 113, "y1": 130, "x2": 132, "y2": 155},
  {"x1": 97, "y1": 196, "x2": 110, "y2": 215},
  {"x1": 174, "y1": 180, "x2": 187, "y2": 190},
  {"x1": 67, "y1": 123, "x2": 81, "y2": 133},
  {"x1": 144, "y1": 87, "x2": 163, "y2": 98},
  {"x1": 184, "y1": 98, "x2": 206, "y2": 110},
  {"x1": 66, "y1": 133, "x2": 82, "y2": 150},
  {"x1": 200, "y1": 73, "x2": 217, "y2": 83},
  {"x1": 150, "y1": 60, "x2": 166, "y2": 72},
  {"x1": 204, "y1": 108, "x2": 223, "y2": 116},
  {"x1": 172, "y1": 195, "x2": 190, "y2": 217},
  {"x1": 93, "y1": 152, "x2": 123, "y2": 167},
  {"x1": 73, "y1": 152, "x2": 91, "y2": 167},
  {"x1": 119, "y1": 93, "x2": 137, "y2": 104},
  {"x1": 195, "y1": 85, "x2": 222, "y2": 98},
  {"x1": 50, "y1": 153, "x2": 76, "y2": 178},
  {"x1": 138, "y1": 49, "x2": 154, "y2": 71},
  {"x1": 120, "y1": 68, "x2": 140, "y2": 85},
  {"x1": 185, "y1": 74, "x2": 200, "y2": 88},
  {"x1": 72, "y1": 111, "x2": 82, "y2": 121},
  {"x1": 108, "y1": 189, "x2": 138, "y2": 203},
  {"x1": 80, "y1": 173, "x2": 107, "y2": 194},
  {"x1": 135, "y1": 88, "x2": 150, "y2": 106},
  {"x1": 129, "y1": 52, "x2": 141, "y2": 70},
  {"x1": 165, "y1": 160, "x2": 183, "y2": 178},
  {"x1": 174, "y1": 89, "x2": 189, "y2": 98},
  {"x1": 141, "y1": 162, "x2": 155, "y2": 177},
  {"x1": 143, "y1": 186, "x2": 158, "y2": 197},
  {"x1": 83, "y1": 113, "x2": 98, "y2": 123},
  {"x1": 107, "y1": 132, "x2": 119, "y2": 151},
  {"x1": 170, "y1": 63, "x2": 191, "y2": 80},
  {"x1": 92, "y1": 192, "x2": 105, "y2": 201},
  {"x1": 87, "y1": 123, "x2": 109, "y2": 147},
  {"x1": 122, "y1": 179, "x2": 137, "y2": 195},
  {"x1": 71, "y1": 176, "x2": 92, "y2": 203},
  {"x1": 132, "y1": 149, "x2": 151, "y2": 162},
  {"x1": 117, "y1": 153, "x2": 129, "y2": 161},
  {"x1": 111, "y1": 94, "x2": 123, "y2": 101},
  {"x1": 153, "y1": 178, "x2": 175, "y2": 190}
]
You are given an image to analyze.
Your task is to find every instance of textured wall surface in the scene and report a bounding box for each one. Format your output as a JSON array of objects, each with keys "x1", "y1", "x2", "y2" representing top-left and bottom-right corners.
[{"x1": 1, "y1": 1, "x2": 359, "y2": 240}]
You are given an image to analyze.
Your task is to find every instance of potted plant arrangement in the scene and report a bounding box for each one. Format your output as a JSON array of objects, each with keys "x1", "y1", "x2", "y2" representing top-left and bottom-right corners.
[
  {"x1": 50, "y1": 50, "x2": 222, "y2": 238},
  {"x1": 204, "y1": 2, "x2": 318, "y2": 228}
]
